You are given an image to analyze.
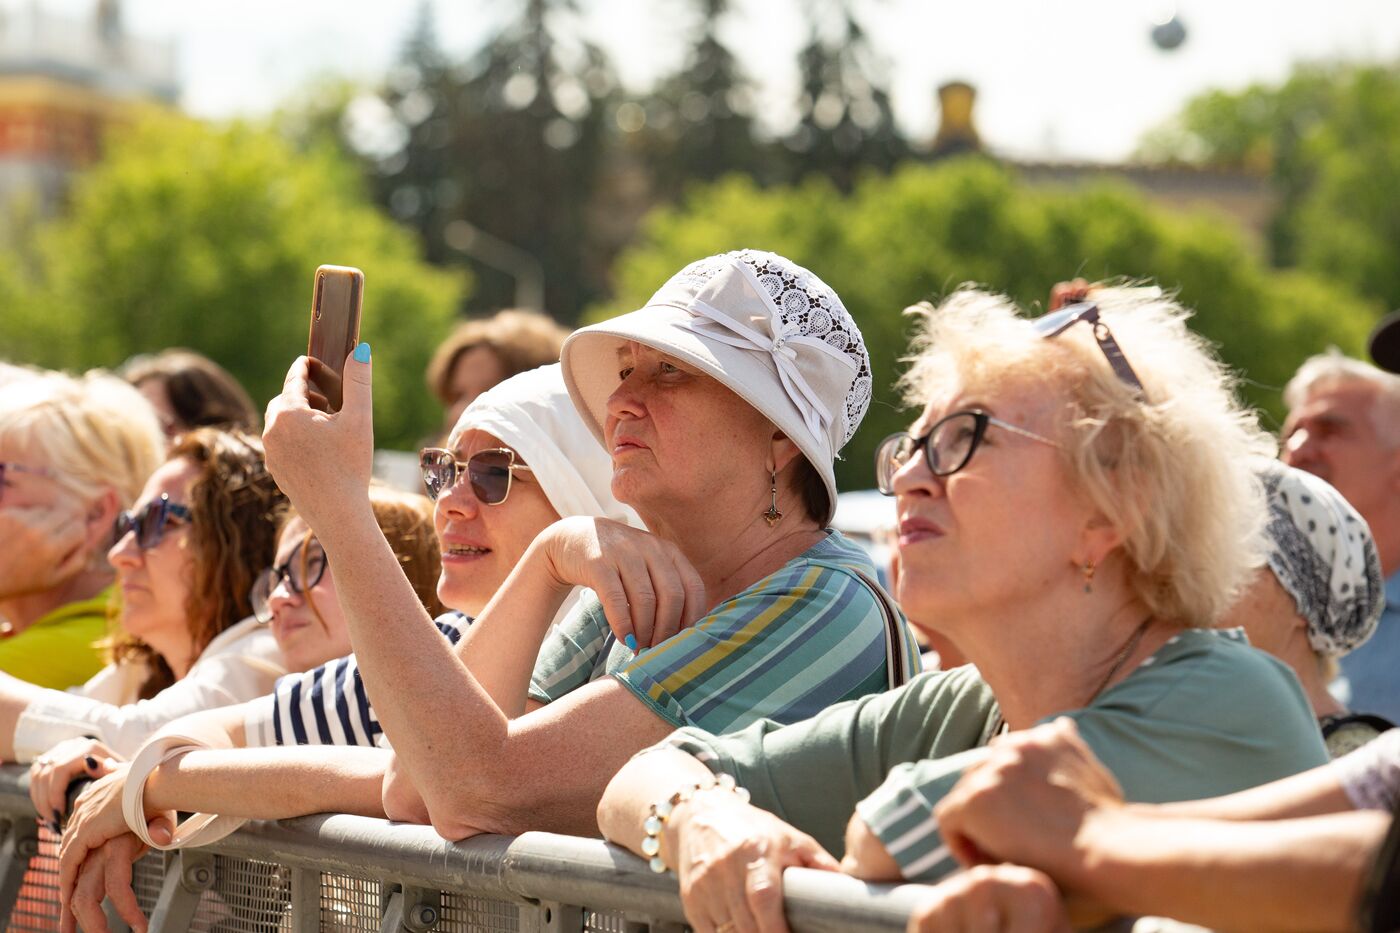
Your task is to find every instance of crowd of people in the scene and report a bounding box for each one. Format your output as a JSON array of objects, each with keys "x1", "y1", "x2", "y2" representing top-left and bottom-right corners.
[{"x1": 1, "y1": 250, "x2": 1398, "y2": 933}]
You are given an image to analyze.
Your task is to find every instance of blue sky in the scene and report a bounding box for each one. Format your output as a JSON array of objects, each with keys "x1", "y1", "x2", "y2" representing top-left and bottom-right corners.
[{"x1": 15, "y1": 0, "x2": 1400, "y2": 161}]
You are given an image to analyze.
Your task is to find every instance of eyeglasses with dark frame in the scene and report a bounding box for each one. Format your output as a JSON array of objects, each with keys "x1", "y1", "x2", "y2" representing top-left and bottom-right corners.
[
  {"x1": 419, "y1": 447, "x2": 534, "y2": 505},
  {"x1": 875, "y1": 410, "x2": 1061, "y2": 494},
  {"x1": 1033, "y1": 301, "x2": 1146, "y2": 398},
  {"x1": 113, "y1": 494, "x2": 192, "y2": 550},
  {"x1": 249, "y1": 534, "x2": 328, "y2": 625},
  {"x1": 0, "y1": 462, "x2": 57, "y2": 504}
]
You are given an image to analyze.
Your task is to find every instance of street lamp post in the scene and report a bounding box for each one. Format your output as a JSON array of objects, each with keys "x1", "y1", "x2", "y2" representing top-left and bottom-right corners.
[{"x1": 443, "y1": 219, "x2": 546, "y2": 312}]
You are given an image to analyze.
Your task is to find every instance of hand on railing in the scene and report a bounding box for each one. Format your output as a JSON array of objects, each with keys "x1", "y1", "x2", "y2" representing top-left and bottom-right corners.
[
  {"x1": 58, "y1": 767, "x2": 173, "y2": 933},
  {"x1": 667, "y1": 790, "x2": 839, "y2": 933},
  {"x1": 903, "y1": 865, "x2": 1071, "y2": 933},
  {"x1": 27, "y1": 737, "x2": 119, "y2": 830}
]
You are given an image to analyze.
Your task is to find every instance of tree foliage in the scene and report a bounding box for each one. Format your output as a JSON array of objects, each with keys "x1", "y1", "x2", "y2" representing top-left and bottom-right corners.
[
  {"x1": 0, "y1": 111, "x2": 465, "y2": 450},
  {"x1": 594, "y1": 159, "x2": 1376, "y2": 489},
  {"x1": 1141, "y1": 64, "x2": 1400, "y2": 311}
]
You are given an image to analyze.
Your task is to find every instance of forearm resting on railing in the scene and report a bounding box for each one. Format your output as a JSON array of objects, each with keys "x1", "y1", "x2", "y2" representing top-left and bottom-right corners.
[
  {"x1": 1072, "y1": 807, "x2": 1389, "y2": 933},
  {"x1": 143, "y1": 745, "x2": 391, "y2": 822}
]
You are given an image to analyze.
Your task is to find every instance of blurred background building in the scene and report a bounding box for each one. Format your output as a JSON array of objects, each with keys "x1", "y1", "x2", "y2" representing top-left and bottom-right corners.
[{"x1": 0, "y1": 0, "x2": 176, "y2": 216}]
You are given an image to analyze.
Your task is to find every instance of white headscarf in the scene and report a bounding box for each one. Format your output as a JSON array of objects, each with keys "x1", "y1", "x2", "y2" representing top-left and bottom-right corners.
[{"x1": 450, "y1": 363, "x2": 640, "y2": 529}]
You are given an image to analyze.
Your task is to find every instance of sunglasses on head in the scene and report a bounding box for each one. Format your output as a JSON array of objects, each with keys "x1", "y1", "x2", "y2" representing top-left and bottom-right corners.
[
  {"x1": 419, "y1": 447, "x2": 533, "y2": 505},
  {"x1": 113, "y1": 494, "x2": 191, "y2": 550},
  {"x1": 249, "y1": 535, "x2": 328, "y2": 624},
  {"x1": 1033, "y1": 301, "x2": 1146, "y2": 398}
]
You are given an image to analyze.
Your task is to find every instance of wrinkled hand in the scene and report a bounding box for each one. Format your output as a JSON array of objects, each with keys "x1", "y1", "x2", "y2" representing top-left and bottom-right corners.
[
  {"x1": 29, "y1": 737, "x2": 120, "y2": 826},
  {"x1": 58, "y1": 767, "x2": 175, "y2": 933},
  {"x1": 1048, "y1": 278, "x2": 1095, "y2": 312},
  {"x1": 63, "y1": 832, "x2": 150, "y2": 933},
  {"x1": 540, "y1": 516, "x2": 707, "y2": 651},
  {"x1": 0, "y1": 502, "x2": 91, "y2": 595},
  {"x1": 262, "y1": 351, "x2": 374, "y2": 537},
  {"x1": 934, "y1": 719, "x2": 1123, "y2": 885},
  {"x1": 668, "y1": 791, "x2": 839, "y2": 933},
  {"x1": 905, "y1": 865, "x2": 1071, "y2": 933},
  {"x1": 838, "y1": 812, "x2": 901, "y2": 881}
]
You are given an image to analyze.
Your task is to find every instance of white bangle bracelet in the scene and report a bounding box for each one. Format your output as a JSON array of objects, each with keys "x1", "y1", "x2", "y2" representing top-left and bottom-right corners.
[{"x1": 122, "y1": 733, "x2": 248, "y2": 850}]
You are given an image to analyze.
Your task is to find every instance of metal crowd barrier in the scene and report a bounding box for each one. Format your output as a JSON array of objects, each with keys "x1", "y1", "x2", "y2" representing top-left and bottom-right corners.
[{"x1": 0, "y1": 765, "x2": 929, "y2": 932}]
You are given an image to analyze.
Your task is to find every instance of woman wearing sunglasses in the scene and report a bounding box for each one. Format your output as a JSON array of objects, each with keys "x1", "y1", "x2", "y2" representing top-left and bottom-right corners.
[
  {"x1": 53, "y1": 364, "x2": 654, "y2": 929},
  {"x1": 595, "y1": 289, "x2": 1332, "y2": 933},
  {"x1": 0, "y1": 370, "x2": 165, "y2": 689},
  {"x1": 0, "y1": 428, "x2": 287, "y2": 770},
  {"x1": 26, "y1": 485, "x2": 445, "y2": 825}
]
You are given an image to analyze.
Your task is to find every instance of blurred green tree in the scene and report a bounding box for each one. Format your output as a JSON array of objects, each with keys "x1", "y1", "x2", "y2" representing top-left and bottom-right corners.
[
  {"x1": 0, "y1": 111, "x2": 465, "y2": 451},
  {"x1": 1140, "y1": 64, "x2": 1400, "y2": 311},
  {"x1": 593, "y1": 159, "x2": 1376, "y2": 490}
]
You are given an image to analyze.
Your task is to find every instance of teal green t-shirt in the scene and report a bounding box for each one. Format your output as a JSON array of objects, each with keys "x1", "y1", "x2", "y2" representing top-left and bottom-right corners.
[{"x1": 667, "y1": 628, "x2": 1328, "y2": 882}]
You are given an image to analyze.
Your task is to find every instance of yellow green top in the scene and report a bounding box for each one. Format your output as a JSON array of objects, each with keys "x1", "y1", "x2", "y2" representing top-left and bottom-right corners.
[{"x1": 0, "y1": 587, "x2": 111, "y2": 690}]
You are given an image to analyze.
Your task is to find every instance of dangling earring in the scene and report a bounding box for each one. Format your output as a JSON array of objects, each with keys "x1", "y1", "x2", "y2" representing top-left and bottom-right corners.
[
  {"x1": 1082, "y1": 560, "x2": 1096, "y2": 594},
  {"x1": 764, "y1": 469, "x2": 784, "y2": 528}
]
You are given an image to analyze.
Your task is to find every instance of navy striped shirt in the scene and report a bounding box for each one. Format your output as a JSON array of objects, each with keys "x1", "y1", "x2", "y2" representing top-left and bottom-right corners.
[{"x1": 243, "y1": 613, "x2": 469, "y2": 747}]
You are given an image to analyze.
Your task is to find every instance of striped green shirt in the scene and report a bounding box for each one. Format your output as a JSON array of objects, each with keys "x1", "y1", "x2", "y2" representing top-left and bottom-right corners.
[{"x1": 527, "y1": 529, "x2": 921, "y2": 733}]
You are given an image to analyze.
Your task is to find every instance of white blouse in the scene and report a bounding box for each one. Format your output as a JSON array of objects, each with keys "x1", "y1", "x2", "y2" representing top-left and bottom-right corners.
[{"x1": 11, "y1": 616, "x2": 285, "y2": 762}]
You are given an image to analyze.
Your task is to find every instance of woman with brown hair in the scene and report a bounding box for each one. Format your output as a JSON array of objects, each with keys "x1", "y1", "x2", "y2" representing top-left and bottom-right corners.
[
  {"x1": 0, "y1": 427, "x2": 287, "y2": 765},
  {"x1": 122, "y1": 349, "x2": 261, "y2": 440}
]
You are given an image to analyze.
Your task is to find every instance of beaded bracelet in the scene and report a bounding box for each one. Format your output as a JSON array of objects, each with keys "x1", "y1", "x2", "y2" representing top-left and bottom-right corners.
[{"x1": 642, "y1": 772, "x2": 750, "y2": 873}]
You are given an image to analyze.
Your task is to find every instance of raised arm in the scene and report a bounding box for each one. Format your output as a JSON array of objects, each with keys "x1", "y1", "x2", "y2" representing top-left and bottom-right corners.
[{"x1": 263, "y1": 351, "x2": 704, "y2": 838}]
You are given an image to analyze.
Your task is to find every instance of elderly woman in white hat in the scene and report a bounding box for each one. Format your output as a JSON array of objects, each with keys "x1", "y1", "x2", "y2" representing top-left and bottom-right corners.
[
  {"x1": 164, "y1": 249, "x2": 920, "y2": 847},
  {"x1": 1223, "y1": 460, "x2": 1389, "y2": 757},
  {"x1": 596, "y1": 288, "x2": 1333, "y2": 933}
]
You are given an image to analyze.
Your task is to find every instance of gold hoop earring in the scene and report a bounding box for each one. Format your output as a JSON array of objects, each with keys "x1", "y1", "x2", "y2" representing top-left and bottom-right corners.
[
  {"x1": 1082, "y1": 560, "x2": 1096, "y2": 594},
  {"x1": 764, "y1": 469, "x2": 783, "y2": 528}
]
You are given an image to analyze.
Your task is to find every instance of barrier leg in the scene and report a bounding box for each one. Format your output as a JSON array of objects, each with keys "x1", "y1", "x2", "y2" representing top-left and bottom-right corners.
[
  {"x1": 289, "y1": 867, "x2": 321, "y2": 933},
  {"x1": 147, "y1": 849, "x2": 214, "y2": 932},
  {"x1": 0, "y1": 817, "x2": 39, "y2": 929}
]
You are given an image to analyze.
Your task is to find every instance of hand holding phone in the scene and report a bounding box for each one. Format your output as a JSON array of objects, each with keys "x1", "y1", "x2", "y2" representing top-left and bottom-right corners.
[{"x1": 307, "y1": 265, "x2": 364, "y2": 412}]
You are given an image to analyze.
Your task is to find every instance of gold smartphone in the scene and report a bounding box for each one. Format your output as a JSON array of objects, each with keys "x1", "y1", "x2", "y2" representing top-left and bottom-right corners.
[{"x1": 306, "y1": 265, "x2": 364, "y2": 412}]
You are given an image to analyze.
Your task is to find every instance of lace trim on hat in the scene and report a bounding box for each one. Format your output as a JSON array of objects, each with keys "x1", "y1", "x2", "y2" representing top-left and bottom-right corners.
[{"x1": 669, "y1": 250, "x2": 872, "y2": 446}]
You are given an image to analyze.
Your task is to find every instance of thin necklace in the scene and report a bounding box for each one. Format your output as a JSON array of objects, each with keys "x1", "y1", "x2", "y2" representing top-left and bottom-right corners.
[{"x1": 1089, "y1": 615, "x2": 1154, "y2": 703}]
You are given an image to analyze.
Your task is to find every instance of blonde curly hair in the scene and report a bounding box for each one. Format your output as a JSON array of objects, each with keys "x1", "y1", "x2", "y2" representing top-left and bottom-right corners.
[{"x1": 899, "y1": 287, "x2": 1276, "y2": 627}]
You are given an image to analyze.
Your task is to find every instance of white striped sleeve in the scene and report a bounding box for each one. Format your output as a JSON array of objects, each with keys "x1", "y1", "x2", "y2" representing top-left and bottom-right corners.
[{"x1": 853, "y1": 750, "x2": 984, "y2": 883}]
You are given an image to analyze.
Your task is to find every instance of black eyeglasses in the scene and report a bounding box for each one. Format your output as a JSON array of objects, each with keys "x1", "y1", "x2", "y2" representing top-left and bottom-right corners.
[
  {"x1": 0, "y1": 462, "x2": 56, "y2": 504},
  {"x1": 875, "y1": 410, "x2": 1060, "y2": 493},
  {"x1": 113, "y1": 494, "x2": 192, "y2": 549},
  {"x1": 1033, "y1": 302, "x2": 1146, "y2": 398},
  {"x1": 420, "y1": 448, "x2": 533, "y2": 505},
  {"x1": 249, "y1": 536, "x2": 328, "y2": 624}
]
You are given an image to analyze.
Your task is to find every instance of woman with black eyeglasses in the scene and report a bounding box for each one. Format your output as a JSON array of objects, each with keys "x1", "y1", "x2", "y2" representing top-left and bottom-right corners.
[
  {"x1": 0, "y1": 428, "x2": 286, "y2": 772},
  {"x1": 596, "y1": 288, "x2": 1333, "y2": 933}
]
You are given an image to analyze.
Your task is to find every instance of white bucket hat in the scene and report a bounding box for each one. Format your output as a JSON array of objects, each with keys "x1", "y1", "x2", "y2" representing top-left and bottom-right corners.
[{"x1": 560, "y1": 249, "x2": 873, "y2": 524}]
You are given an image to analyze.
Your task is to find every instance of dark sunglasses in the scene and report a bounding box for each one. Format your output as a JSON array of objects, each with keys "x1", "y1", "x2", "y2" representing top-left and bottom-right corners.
[
  {"x1": 875, "y1": 410, "x2": 1060, "y2": 493},
  {"x1": 249, "y1": 536, "x2": 328, "y2": 624},
  {"x1": 0, "y1": 462, "x2": 56, "y2": 504},
  {"x1": 420, "y1": 447, "x2": 533, "y2": 505},
  {"x1": 1033, "y1": 302, "x2": 1146, "y2": 398},
  {"x1": 113, "y1": 494, "x2": 191, "y2": 550}
]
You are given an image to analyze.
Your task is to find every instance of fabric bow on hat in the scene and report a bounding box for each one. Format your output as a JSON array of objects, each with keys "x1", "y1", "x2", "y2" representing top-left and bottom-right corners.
[{"x1": 675, "y1": 258, "x2": 858, "y2": 450}]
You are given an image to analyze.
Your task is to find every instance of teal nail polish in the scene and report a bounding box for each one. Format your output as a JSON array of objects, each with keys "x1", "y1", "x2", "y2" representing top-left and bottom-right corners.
[
  {"x1": 625, "y1": 634, "x2": 638, "y2": 652},
  {"x1": 353, "y1": 342, "x2": 371, "y2": 363}
]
